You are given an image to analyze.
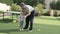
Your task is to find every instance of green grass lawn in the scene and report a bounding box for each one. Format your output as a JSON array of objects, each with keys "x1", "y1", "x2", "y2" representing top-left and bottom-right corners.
[{"x1": 0, "y1": 16, "x2": 60, "y2": 34}]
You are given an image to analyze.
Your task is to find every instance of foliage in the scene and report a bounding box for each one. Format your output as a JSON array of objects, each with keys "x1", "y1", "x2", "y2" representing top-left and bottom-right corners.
[
  {"x1": 12, "y1": 0, "x2": 45, "y2": 6},
  {"x1": 50, "y1": 0, "x2": 60, "y2": 10},
  {"x1": 43, "y1": 10, "x2": 50, "y2": 16},
  {"x1": 0, "y1": 0, "x2": 13, "y2": 5},
  {"x1": 50, "y1": 1, "x2": 56, "y2": 10},
  {"x1": 11, "y1": 3, "x2": 20, "y2": 11},
  {"x1": 34, "y1": 4, "x2": 43, "y2": 16},
  {"x1": 0, "y1": 10, "x2": 2, "y2": 12}
]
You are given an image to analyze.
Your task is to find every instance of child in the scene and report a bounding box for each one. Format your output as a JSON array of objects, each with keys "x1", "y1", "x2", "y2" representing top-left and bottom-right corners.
[{"x1": 20, "y1": 12, "x2": 25, "y2": 31}]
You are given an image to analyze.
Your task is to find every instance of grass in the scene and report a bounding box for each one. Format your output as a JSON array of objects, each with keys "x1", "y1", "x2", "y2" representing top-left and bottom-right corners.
[{"x1": 0, "y1": 16, "x2": 60, "y2": 34}]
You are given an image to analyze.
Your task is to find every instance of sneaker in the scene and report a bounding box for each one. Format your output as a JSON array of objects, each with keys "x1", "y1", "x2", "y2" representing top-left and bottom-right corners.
[
  {"x1": 23, "y1": 28, "x2": 28, "y2": 29},
  {"x1": 23, "y1": 28, "x2": 28, "y2": 30},
  {"x1": 28, "y1": 30, "x2": 33, "y2": 32},
  {"x1": 21, "y1": 29, "x2": 24, "y2": 31},
  {"x1": 20, "y1": 29, "x2": 22, "y2": 31}
]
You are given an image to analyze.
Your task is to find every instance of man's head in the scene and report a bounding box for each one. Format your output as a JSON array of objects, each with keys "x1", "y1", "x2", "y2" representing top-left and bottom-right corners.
[{"x1": 20, "y1": 2, "x2": 25, "y2": 9}]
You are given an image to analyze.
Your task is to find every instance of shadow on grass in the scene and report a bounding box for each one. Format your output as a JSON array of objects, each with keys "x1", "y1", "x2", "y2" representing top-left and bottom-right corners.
[
  {"x1": 0, "y1": 18, "x2": 13, "y2": 23},
  {"x1": 0, "y1": 29, "x2": 29, "y2": 34},
  {"x1": 0, "y1": 29, "x2": 19, "y2": 33}
]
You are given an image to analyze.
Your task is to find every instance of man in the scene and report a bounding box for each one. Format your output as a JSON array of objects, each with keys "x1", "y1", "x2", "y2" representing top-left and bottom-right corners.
[{"x1": 20, "y1": 3, "x2": 35, "y2": 32}]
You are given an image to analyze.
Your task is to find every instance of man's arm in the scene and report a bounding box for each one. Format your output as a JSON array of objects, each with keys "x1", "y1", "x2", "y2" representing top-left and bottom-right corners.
[
  {"x1": 25, "y1": 7, "x2": 31, "y2": 17},
  {"x1": 25, "y1": 12, "x2": 31, "y2": 17}
]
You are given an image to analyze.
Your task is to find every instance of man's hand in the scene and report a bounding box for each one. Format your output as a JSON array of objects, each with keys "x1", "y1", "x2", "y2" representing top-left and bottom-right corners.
[{"x1": 25, "y1": 16, "x2": 27, "y2": 18}]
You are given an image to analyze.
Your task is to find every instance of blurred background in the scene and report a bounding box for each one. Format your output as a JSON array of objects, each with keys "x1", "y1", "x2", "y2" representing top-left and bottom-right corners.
[{"x1": 0, "y1": 0, "x2": 60, "y2": 34}]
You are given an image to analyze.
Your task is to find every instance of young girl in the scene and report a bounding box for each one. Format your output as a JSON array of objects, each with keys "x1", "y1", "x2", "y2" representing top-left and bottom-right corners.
[{"x1": 20, "y1": 12, "x2": 25, "y2": 31}]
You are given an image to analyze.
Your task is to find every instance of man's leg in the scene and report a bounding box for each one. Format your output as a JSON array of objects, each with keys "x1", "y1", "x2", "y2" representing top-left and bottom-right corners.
[
  {"x1": 29, "y1": 19, "x2": 33, "y2": 30},
  {"x1": 24, "y1": 16, "x2": 29, "y2": 29},
  {"x1": 29, "y1": 11, "x2": 35, "y2": 30}
]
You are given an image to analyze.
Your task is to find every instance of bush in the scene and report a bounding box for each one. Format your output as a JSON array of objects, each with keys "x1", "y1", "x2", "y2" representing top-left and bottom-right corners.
[
  {"x1": 0, "y1": 10, "x2": 3, "y2": 12},
  {"x1": 54, "y1": 10, "x2": 57, "y2": 17},
  {"x1": 35, "y1": 12, "x2": 39, "y2": 16},
  {"x1": 34, "y1": 4, "x2": 43, "y2": 16},
  {"x1": 56, "y1": 10, "x2": 60, "y2": 16},
  {"x1": 11, "y1": 3, "x2": 20, "y2": 11},
  {"x1": 43, "y1": 10, "x2": 59, "y2": 17},
  {"x1": 43, "y1": 10, "x2": 50, "y2": 16}
]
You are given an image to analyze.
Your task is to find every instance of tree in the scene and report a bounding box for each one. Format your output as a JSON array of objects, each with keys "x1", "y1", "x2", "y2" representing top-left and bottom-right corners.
[
  {"x1": 12, "y1": 0, "x2": 45, "y2": 6},
  {"x1": 0, "y1": 0, "x2": 13, "y2": 5},
  {"x1": 50, "y1": 0, "x2": 60, "y2": 17},
  {"x1": 11, "y1": 3, "x2": 20, "y2": 11},
  {"x1": 50, "y1": 1, "x2": 56, "y2": 10},
  {"x1": 12, "y1": 0, "x2": 26, "y2": 5},
  {"x1": 56, "y1": 0, "x2": 60, "y2": 10},
  {"x1": 50, "y1": 0, "x2": 60, "y2": 10}
]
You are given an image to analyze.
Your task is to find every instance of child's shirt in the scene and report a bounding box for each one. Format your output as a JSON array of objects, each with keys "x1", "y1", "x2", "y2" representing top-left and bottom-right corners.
[{"x1": 20, "y1": 12, "x2": 25, "y2": 21}]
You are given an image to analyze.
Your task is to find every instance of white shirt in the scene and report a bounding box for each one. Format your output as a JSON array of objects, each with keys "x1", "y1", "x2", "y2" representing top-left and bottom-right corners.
[
  {"x1": 25, "y1": 5, "x2": 34, "y2": 13},
  {"x1": 22, "y1": 5, "x2": 34, "y2": 15}
]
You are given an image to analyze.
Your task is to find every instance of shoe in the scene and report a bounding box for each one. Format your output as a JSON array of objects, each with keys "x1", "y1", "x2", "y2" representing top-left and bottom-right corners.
[
  {"x1": 23, "y1": 28, "x2": 27, "y2": 29},
  {"x1": 20, "y1": 29, "x2": 22, "y2": 31},
  {"x1": 28, "y1": 30, "x2": 33, "y2": 32},
  {"x1": 21, "y1": 29, "x2": 24, "y2": 31}
]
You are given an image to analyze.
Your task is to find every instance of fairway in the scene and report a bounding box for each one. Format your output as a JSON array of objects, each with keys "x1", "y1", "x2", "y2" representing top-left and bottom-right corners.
[{"x1": 0, "y1": 16, "x2": 60, "y2": 34}]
